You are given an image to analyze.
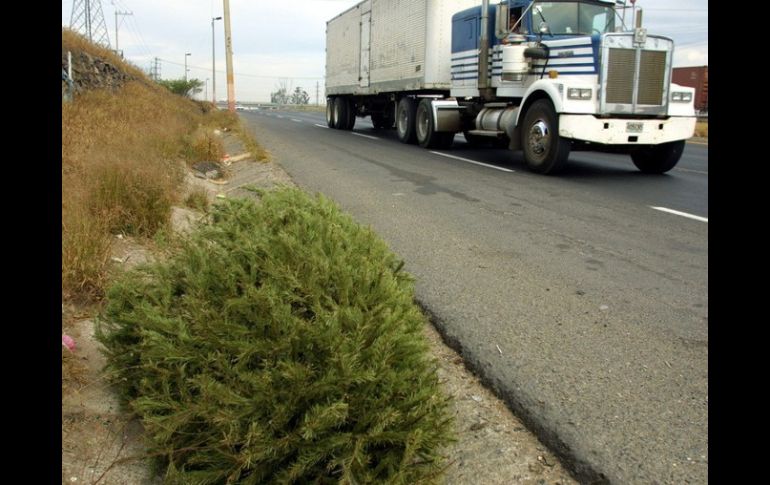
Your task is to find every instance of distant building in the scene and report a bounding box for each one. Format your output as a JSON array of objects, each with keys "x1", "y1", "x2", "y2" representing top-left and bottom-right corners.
[{"x1": 672, "y1": 66, "x2": 708, "y2": 113}]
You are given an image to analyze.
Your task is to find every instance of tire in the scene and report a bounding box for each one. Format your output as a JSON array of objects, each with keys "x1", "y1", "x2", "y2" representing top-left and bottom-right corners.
[
  {"x1": 333, "y1": 97, "x2": 348, "y2": 130},
  {"x1": 630, "y1": 141, "x2": 685, "y2": 174},
  {"x1": 520, "y1": 99, "x2": 571, "y2": 174},
  {"x1": 416, "y1": 99, "x2": 453, "y2": 149},
  {"x1": 396, "y1": 97, "x2": 417, "y2": 144},
  {"x1": 326, "y1": 97, "x2": 336, "y2": 128},
  {"x1": 344, "y1": 98, "x2": 356, "y2": 130}
]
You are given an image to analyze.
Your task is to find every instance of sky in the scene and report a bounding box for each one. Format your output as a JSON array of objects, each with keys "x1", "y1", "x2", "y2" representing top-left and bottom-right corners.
[{"x1": 62, "y1": 0, "x2": 708, "y2": 103}]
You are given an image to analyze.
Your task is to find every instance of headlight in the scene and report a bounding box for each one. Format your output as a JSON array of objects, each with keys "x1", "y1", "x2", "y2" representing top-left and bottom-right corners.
[
  {"x1": 671, "y1": 91, "x2": 693, "y2": 103},
  {"x1": 567, "y1": 88, "x2": 592, "y2": 100}
]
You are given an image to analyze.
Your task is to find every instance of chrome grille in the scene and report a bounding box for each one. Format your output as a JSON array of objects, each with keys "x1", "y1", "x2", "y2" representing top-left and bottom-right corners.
[
  {"x1": 637, "y1": 50, "x2": 666, "y2": 105},
  {"x1": 606, "y1": 48, "x2": 635, "y2": 104},
  {"x1": 600, "y1": 34, "x2": 672, "y2": 115}
]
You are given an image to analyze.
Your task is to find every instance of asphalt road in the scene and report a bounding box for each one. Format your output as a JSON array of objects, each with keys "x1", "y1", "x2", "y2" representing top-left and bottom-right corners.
[{"x1": 240, "y1": 108, "x2": 708, "y2": 484}]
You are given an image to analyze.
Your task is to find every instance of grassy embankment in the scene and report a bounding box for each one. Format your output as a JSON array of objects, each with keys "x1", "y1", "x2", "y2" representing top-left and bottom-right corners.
[{"x1": 62, "y1": 29, "x2": 265, "y2": 302}]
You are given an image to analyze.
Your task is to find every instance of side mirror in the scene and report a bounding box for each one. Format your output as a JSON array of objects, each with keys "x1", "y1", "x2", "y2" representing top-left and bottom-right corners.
[{"x1": 539, "y1": 21, "x2": 550, "y2": 34}]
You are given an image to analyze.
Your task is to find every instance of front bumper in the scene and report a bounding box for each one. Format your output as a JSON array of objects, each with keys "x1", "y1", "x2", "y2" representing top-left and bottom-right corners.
[{"x1": 558, "y1": 114, "x2": 696, "y2": 145}]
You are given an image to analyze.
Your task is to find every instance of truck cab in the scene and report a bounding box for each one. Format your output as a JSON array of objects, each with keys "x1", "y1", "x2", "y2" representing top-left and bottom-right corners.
[{"x1": 444, "y1": 0, "x2": 696, "y2": 173}]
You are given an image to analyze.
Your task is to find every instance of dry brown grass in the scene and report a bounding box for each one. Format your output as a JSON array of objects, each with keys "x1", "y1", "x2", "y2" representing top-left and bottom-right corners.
[
  {"x1": 184, "y1": 127, "x2": 225, "y2": 163},
  {"x1": 62, "y1": 62, "x2": 199, "y2": 298},
  {"x1": 235, "y1": 123, "x2": 271, "y2": 162},
  {"x1": 694, "y1": 121, "x2": 708, "y2": 138},
  {"x1": 184, "y1": 187, "x2": 210, "y2": 212},
  {"x1": 62, "y1": 29, "x2": 270, "y2": 300}
]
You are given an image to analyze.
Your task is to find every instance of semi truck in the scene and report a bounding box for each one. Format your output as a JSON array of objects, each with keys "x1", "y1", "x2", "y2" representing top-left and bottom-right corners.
[{"x1": 324, "y1": 0, "x2": 697, "y2": 174}]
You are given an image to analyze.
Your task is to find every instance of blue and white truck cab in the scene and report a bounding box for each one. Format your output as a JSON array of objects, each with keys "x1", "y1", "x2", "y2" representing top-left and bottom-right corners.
[{"x1": 325, "y1": 0, "x2": 697, "y2": 174}]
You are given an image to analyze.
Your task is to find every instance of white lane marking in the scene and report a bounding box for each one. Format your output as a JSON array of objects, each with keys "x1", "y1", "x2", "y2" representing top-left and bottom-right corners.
[
  {"x1": 314, "y1": 124, "x2": 329, "y2": 129},
  {"x1": 351, "y1": 132, "x2": 380, "y2": 140},
  {"x1": 276, "y1": 115, "x2": 284, "y2": 118},
  {"x1": 291, "y1": 119, "x2": 302, "y2": 122},
  {"x1": 674, "y1": 167, "x2": 708, "y2": 175},
  {"x1": 429, "y1": 151, "x2": 514, "y2": 173},
  {"x1": 651, "y1": 206, "x2": 708, "y2": 223}
]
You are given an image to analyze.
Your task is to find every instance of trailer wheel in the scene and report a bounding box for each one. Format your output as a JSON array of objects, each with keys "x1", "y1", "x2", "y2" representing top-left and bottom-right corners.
[
  {"x1": 344, "y1": 97, "x2": 356, "y2": 130},
  {"x1": 630, "y1": 141, "x2": 685, "y2": 174},
  {"x1": 326, "y1": 97, "x2": 336, "y2": 128},
  {"x1": 521, "y1": 99, "x2": 570, "y2": 174},
  {"x1": 333, "y1": 97, "x2": 348, "y2": 129},
  {"x1": 415, "y1": 99, "x2": 452, "y2": 148},
  {"x1": 396, "y1": 97, "x2": 417, "y2": 144}
]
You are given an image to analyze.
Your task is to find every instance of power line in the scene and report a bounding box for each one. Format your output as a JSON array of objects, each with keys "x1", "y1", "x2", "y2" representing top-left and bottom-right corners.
[{"x1": 157, "y1": 57, "x2": 324, "y2": 81}]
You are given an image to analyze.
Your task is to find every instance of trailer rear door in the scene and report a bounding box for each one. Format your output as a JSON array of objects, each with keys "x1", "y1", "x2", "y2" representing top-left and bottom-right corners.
[{"x1": 360, "y1": 11, "x2": 371, "y2": 87}]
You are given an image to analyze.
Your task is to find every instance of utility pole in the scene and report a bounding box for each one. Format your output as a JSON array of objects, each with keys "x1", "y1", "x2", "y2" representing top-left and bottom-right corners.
[
  {"x1": 223, "y1": 0, "x2": 236, "y2": 112},
  {"x1": 114, "y1": 10, "x2": 132, "y2": 56},
  {"x1": 185, "y1": 53, "x2": 191, "y2": 82},
  {"x1": 316, "y1": 81, "x2": 319, "y2": 106},
  {"x1": 150, "y1": 57, "x2": 161, "y2": 81},
  {"x1": 212, "y1": 16, "x2": 222, "y2": 104}
]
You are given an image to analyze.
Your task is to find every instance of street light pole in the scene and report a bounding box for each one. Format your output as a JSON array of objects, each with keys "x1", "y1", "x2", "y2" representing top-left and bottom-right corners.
[
  {"x1": 205, "y1": 78, "x2": 209, "y2": 101},
  {"x1": 184, "y1": 53, "x2": 191, "y2": 82},
  {"x1": 212, "y1": 16, "x2": 222, "y2": 104}
]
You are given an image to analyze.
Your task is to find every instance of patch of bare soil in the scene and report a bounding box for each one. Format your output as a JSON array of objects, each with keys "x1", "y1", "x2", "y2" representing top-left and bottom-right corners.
[{"x1": 61, "y1": 130, "x2": 577, "y2": 484}]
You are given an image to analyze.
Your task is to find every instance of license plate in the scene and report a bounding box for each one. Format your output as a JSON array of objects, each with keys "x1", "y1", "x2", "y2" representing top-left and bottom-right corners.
[{"x1": 626, "y1": 122, "x2": 643, "y2": 133}]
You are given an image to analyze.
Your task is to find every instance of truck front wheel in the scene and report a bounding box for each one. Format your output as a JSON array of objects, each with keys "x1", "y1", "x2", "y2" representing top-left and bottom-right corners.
[
  {"x1": 396, "y1": 97, "x2": 417, "y2": 144},
  {"x1": 630, "y1": 141, "x2": 685, "y2": 174},
  {"x1": 521, "y1": 99, "x2": 570, "y2": 174}
]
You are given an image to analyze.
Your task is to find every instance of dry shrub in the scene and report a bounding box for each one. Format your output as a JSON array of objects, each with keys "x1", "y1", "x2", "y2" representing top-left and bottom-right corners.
[
  {"x1": 62, "y1": 28, "x2": 270, "y2": 299},
  {"x1": 204, "y1": 109, "x2": 239, "y2": 130},
  {"x1": 185, "y1": 127, "x2": 225, "y2": 163},
  {"x1": 62, "y1": 77, "x2": 198, "y2": 298},
  {"x1": 184, "y1": 187, "x2": 210, "y2": 212},
  {"x1": 88, "y1": 160, "x2": 179, "y2": 237},
  {"x1": 62, "y1": 193, "x2": 112, "y2": 299}
]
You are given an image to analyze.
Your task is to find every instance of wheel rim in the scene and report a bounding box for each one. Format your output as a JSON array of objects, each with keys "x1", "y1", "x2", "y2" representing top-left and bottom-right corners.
[
  {"x1": 326, "y1": 103, "x2": 333, "y2": 124},
  {"x1": 416, "y1": 105, "x2": 429, "y2": 141},
  {"x1": 334, "y1": 102, "x2": 342, "y2": 125},
  {"x1": 397, "y1": 105, "x2": 408, "y2": 137},
  {"x1": 528, "y1": 120, "x2": 550, "y2": 156}
]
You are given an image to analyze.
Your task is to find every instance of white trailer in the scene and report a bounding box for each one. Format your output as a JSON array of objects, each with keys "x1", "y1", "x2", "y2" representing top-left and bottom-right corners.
[{"x1": 325, "y1": 0, "x2": 697, "y2": 174}]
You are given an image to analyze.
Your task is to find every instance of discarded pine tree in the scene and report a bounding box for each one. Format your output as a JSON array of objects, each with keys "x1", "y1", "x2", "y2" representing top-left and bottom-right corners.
[{"x1": 98, "y1": 189, "x2": 454, "y2": 484}]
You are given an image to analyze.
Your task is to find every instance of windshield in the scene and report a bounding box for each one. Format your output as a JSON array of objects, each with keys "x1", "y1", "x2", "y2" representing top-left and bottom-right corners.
[{"x1": 532, "y1": 2, "x2": 615, "y2": 35}]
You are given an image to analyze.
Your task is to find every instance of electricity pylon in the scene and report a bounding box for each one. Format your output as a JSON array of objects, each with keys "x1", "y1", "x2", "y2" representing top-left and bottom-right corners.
[{"x1": 70, "y1": 0, "x2": 111, "y2": 47}]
